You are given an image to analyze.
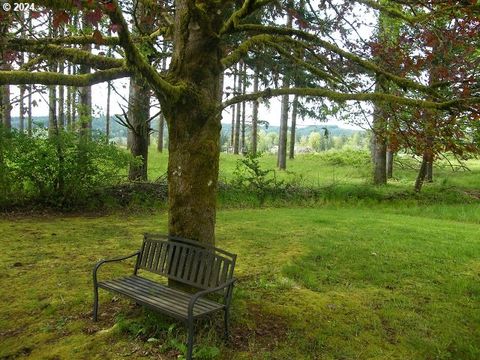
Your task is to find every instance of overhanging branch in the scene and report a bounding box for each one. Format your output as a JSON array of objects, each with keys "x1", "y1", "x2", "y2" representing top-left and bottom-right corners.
[
  {"x1": 0, "y1": 67, "x2": 130, "y2": 86},
  {"x1": 220, "y1": 0, "x2": 274, "y2": 35},
  {"x1": 7, "y1": 42, "x2": 124, "y2": 70},
  {"x1": 232, "y1": 24, "x2": 440, "y2": 96},
  {"x1": 222, "y1": 87, "x2": 480, "y2": 111},
  {"x1": 105, "y1": 0, "x2": 184, "y2": 102},
  {"x1": 7, "y1": 35, "x2": 120, "y2": 47}
]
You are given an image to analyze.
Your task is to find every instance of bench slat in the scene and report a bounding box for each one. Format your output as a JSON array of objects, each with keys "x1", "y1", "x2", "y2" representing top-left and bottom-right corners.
[
  {"x1": 113, "y1": 276, "x2": 217, "y2": 313},
  {"x1": 98, "y1": 276, "x2": 224, "y2": 319},
  {"x1": 176, "y1": 246, "x2": 188, "y2": 278},
  {"x1": 137, "y1": 236, "x2": 236, "y2": 291},
  {"x1": 119, "y1": 277, "x2": 218, "y2": 313}
]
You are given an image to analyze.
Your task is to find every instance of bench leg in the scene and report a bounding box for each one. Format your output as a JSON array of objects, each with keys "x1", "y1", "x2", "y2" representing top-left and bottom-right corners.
[
  {"x1": 224, "y1": 307, "x2": 230, "y2": 341},
  {"x1": 186, "y1": 318, "x2": 194, "y2": 360},
  {"x1": 93, "y1": 285, "x2": 99, "y2": 322}
]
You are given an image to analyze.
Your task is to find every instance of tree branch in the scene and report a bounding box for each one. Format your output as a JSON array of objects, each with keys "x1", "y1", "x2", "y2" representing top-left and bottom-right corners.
[
  {"x1": 355, "y1": 0, "x2": 480, "y2": 24},
  {"x1": 232, "y1": 24, "x2": 441, "y2": 97},
  {"x1": 104, "y1": 0, "x2": 184, "y2": 102},
  {"x1": 7, "y1": 42, "x2": 124, "y2": 70},
  {"x1": 0, "y1": 67, "x2": 130, "y2": 86},
  {"x1": 221, "y1": 34, "x2": 274, "y2": 68},
  {"x1": 220, "y1": 0, "x2": 274, "y2": 35},
  {"x1": 222, "y1": 87, "x2": 480, "y2": 111},
  {"x1": 7, "y1": 35, "x2": 120, "y2": 47}
]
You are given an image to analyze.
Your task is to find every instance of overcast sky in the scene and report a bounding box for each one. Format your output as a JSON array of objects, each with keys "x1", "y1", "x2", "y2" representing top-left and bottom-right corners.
[{"x1": 8, "y1": 3, "x2": 376, "y2": 131}]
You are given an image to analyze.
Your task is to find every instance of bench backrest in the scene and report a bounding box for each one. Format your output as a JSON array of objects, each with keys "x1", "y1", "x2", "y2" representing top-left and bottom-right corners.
[{"x1": 136, "y1": 234, "x2": 236, "y2": 290}]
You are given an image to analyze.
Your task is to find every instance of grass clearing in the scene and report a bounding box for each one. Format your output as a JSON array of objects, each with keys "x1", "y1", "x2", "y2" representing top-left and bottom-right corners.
[{"x1": 1, "y1": 203, "x2": 479, "y2": 359}]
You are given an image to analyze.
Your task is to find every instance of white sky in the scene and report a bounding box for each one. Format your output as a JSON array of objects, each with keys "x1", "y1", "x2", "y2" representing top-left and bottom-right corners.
[
  {"x1": 8, "y1": 2, "x2": 375, "y2": 131},
  {"x1": 9, "y1": 80, "x2": 363, "y2": 130}
]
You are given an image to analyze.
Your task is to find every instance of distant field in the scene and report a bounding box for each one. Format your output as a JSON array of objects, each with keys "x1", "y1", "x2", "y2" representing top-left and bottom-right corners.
[
  {"x1": 1, "y1": 204, "x2": 479, "y2": 359},
  {"x1": 148, "y1": 147, "x2": 480, "y2": 192}
]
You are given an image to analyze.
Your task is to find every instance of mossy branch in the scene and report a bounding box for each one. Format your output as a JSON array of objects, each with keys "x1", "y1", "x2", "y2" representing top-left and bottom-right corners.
[
  {"x1": 20, "y1": 55, "x2": 47, "y2": 71},
  {"x1": 356, "y1": 0, "x2": 480, "y2": 24},
  {"x1": 222, "y1": 34, "x2": 338, "y2": 85},
  {"x1": 266, "y1": 41, "x2": 340, "y2": 85},
  {"x1": 233, "y1": 24, "x2": 441, "y2": 96},
  {"x1": 221, "y1": 34, "x2": 275, "y2": 68},
  {"x1": 7, "y1": 35, "x2": 120, "y2": 47},
  {"x1": 105, "y1": 0, "x2": 184, "y2": 102},
  {"x1": 222, "y1": 87, "x2": 480, "y2": 111},
  {"x1": 220, "y1": 0, "x2": 274, "y2": 35},
  {"x1": 0, "y1": 68, "x2": 130, "y2": 86},
  {"x1": 8, "y1": 43, "x2": 124, "y2": 70}
]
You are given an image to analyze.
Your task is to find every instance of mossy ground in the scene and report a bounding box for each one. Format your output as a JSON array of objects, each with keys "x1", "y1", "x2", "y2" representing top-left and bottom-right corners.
[
  {"x1": 1, "y1": 202, "x2": 479, "y2": 359},
  {"x1": 1, "y1": 152, "x2": 479, "y2": 359}
]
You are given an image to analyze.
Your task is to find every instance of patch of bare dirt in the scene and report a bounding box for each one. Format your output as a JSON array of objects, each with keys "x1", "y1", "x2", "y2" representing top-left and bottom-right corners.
[
  {"x1": 464, "y1": 190, "x2": 480, "y2": 200},
  {"x1": 230, "y1": 303, "x2": 289, "y2": 352}
]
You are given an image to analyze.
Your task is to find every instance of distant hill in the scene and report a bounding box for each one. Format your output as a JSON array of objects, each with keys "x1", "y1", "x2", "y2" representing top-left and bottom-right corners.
[
  {"x1": 220, "y1": 123, "x2": 363, "y2": 138},
  {"x1": 10, "y1": 116, "x2": 363, "y2": 140},
  {"x1": 10, "y1": 116, "x2": 132, "y2": 138}
]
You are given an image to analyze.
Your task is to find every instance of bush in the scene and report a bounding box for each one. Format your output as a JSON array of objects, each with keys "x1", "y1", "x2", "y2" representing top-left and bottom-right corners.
[
  {"x1": 0, "y1": 128, "x2": 131, "y2": 208},
  {"x1": 232, "y1": 152, "x2": 283, "y2": 204},
  {"x1": 316, "y1": 149, "x2": 370, "y2": 166}
]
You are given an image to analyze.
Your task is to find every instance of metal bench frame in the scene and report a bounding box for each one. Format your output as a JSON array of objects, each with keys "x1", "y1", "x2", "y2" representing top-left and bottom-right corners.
[{"x1": 93, "y1": 233, "x2": 237, "y2": 360}]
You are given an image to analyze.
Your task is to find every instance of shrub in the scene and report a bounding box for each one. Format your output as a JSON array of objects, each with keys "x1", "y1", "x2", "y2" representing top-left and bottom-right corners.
[
  {"x1": 232, "y1": 152, "x2": 282, "y2": 204},
  {"x1": 316, "y1": 149, "x2": 370, "y2": 166},
  {"x1": 0, "y1": 128, "x2": 132, "y2": 208}
]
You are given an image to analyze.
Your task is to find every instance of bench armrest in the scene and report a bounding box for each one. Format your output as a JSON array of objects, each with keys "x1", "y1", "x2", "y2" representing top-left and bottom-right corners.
[
  {"x1": 93, "y1": 251, "x2": 141, "y2": 286},
  {"x1": 188, "y1": 278, "x2": 237, "y2": 318}
]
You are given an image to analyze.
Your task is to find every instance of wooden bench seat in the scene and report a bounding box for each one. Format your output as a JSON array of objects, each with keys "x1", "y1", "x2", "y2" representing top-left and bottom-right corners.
[{"x1": 98, "y1": 275, "x2": 224, "y2": 319}]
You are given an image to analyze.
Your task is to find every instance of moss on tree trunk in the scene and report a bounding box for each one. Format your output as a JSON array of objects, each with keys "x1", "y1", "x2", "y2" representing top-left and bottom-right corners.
[{"x1": 163, "y1": 0, "x2": 224, "y2": 245}]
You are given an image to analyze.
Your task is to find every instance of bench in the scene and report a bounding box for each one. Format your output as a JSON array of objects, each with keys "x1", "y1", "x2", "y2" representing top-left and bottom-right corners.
[{"x1": 93, "y1": 234, "x2": 237, "y2": 360}]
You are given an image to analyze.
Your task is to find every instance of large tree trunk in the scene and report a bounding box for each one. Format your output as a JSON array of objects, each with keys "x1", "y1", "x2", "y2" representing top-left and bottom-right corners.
[
  {"x1": 105, "y1": 81, "x2": 111, "y2": 141},
  {"x1": 241, "y1": 62, "x2": 246, "y2": 153},
  {"x1": 233, "y1": 63, "x2": 242, "y2": 154},
  {"x1": 289, "y1": 95, "x2": 298, "y2": 159},
  {"x1": 372, "y1": 76, "x2": 388, "y2": 185},
  {"x1": 48, "y1": 21, "x2": 58, "y2": 137},
  {"x1": 157, "y1": 114, "x2": 164, "y2": 152},
  {"x1": 128, "y1": 76, "x2": 150, "y2": 181},
  {"x1": 18, "y1": 13, "x2": 25, "y2": 133},
  {"x1": 105, "y1": 28, "x2": 112, "y2": 142},
  {"x1": 66, "y1": 64, "x2": 73, "y2": 130},
  {"x1": 0, "y1": 61, "x2": 11, "y2": 129},
  {"x1": 277, "y1": 89, "x2": 289, "y2": 169},
  {"x1": 426, "y1": 160, "x2": 433, "y2": 182},
  {"x1": 26, "y1": 19, "x2": 33, "y2": 136},
  {"x1": 0, "y1": 85, "x2": 11, "y2": 129},
  {"x1": 19, "y1": 86, "x2": 25, "y2": 132},
  {"x1": 79, "y1": 16, "x2": 92, "y2": 137},
  {"x1": 27, "y1": 85, "x2": 32, "y2": 136},
  {"x1": 58, "y1": 26, "x2": 65, "y2": 129},
  {"x1": 164, "y1": 1, "x2": 223, "y2": 244},
  {"x1": 277, "y1": 9, "x2": 293, "y2": 170},
  {"x1": 48, "y1": 84, "x2": 57, "y2": 137},
  {"x1": 386, "y1": 150, "x2": 394, "y2": 178},
  {"x1": 229, "y1": 64, "x2": 236, "y2": 151},
  {"x1": 251, "y1": 71, "x2": 259, "y2": 155},
  {"x1": 414, "y1": 151, "x2": 432, "y2": 193}
]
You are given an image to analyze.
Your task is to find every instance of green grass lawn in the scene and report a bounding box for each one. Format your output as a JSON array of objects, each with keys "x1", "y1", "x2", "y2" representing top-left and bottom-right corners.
[
  {"x1": 148, "y1": 148, "x2": 480, "y2": 191},
  {"x1": 1, "y1": 202, "x2": 479, "y2": 359}
]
